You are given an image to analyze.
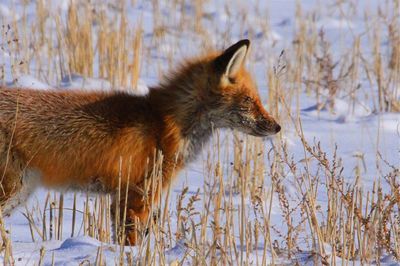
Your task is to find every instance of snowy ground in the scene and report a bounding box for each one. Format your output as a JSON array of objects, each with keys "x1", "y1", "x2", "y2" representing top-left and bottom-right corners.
[{"x1": 1, "y1": 0, "x2": 399, "y2": 265}]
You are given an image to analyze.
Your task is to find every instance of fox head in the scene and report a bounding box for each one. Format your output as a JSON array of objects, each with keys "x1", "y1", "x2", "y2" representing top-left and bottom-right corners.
[{"x1": 206, "y1": 39, "x2": 281, "y2": 137}]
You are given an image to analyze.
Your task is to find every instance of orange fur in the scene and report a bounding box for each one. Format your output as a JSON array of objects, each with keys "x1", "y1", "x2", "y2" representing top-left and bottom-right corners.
[{"x1": 0, "y1": 39, "x2": 280, "y2": 245}]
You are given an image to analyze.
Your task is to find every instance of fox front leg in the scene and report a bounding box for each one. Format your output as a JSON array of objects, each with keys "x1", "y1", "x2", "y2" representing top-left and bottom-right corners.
[{"x1": 111, "y1": 188, "x2": 156, "y2": 245}]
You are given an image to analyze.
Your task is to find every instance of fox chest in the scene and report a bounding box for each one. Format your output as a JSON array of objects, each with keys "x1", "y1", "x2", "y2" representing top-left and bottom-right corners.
[{"x1": 180, "y1": 128, "x2": 212, "y2": 164}]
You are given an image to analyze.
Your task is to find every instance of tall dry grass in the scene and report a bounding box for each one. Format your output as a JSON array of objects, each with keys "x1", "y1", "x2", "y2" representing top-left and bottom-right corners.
[{"x1": 0, "y1": 0, "x2": 399, "y2": 265}]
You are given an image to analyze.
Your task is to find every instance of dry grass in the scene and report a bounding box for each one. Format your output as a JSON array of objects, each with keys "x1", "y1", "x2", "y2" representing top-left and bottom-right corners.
[{"x1": 0, "y1": 0, "x2": 399, "y2": 265}]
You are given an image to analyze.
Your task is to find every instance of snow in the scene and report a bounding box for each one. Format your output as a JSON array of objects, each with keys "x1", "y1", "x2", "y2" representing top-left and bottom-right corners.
[
  {"x1": 0, "y1": 0, "x2": 399, "y2": 265},
  {"x1": 58, "y1": 74, "x2": 149, "y2": 95},
  {"x1": 301, "y1": 97, "x2": 372, "y2": 122},
  {"x1": 10, "y1": 237, "x2": 123, "y2": 265},
  {"x1": 7, "y1": 75, "x2": 52, "y2": 90},
  {"x1": 59, "y1": 73, "x2": 113, "y2": 91},
  {"x1": 316, "y1": 18, "x2": 355, "y2": 30},
  {"x1": 0, "y1": 4, "x2": 19, "y2": 21}
]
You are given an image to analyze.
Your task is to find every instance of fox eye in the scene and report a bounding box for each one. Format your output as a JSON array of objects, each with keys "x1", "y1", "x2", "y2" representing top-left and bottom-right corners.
[
  {"x1": 244, "y1": 96, "x2": 252, "y2": 104},
  {"x1": 237, "y1": 96, "x2": 253, "y2": 112}
]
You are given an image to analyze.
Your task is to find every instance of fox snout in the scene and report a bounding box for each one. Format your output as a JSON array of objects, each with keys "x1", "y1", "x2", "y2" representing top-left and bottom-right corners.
[
  {"x1": 226, "y1": 100, "x2": 281, "y2": 137},
  {"x1": 254, "y1": 114, "x2": 281, "y2": 136},
  {"x1": 235, "y1": 112, "x2": 281, "y2": 137},
  {"x1": 244, "y1": 101, "x2": 281, "y2": 137}
]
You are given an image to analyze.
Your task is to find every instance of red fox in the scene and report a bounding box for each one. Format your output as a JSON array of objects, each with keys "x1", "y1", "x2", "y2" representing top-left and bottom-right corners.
[{"x1": 0, "y1": 39, "x2": 280, "y2": 245}]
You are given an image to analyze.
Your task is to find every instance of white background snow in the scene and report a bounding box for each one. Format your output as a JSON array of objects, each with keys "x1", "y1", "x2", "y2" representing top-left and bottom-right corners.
[{"x1": 0, "y1": 0, "x2": 399, "y2": 265}]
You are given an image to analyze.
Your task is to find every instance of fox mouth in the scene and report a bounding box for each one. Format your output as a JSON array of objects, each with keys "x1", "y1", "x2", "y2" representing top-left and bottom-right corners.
[
  {"x1": 252, "y1": 123, "x2": 281, "y2": 137},
  {"x1": 251, "y1": 129, "x2": 276, "y2": 137},
  {"x1": 228, "y1": 115, "x2": 281, "y2": 136},
  {"x1": 233, "y1": 124, "x2": 281, "y2": 137}
]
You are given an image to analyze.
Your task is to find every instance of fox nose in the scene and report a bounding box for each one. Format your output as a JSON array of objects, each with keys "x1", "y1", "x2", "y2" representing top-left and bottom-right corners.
[{"x1": 275, "y1": 123, "x2": 281, "y2": 133}]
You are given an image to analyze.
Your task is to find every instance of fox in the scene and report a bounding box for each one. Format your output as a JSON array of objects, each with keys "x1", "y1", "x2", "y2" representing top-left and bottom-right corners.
[{"x1": 0, "y1": 39, "x2": 280, "y2": 245}]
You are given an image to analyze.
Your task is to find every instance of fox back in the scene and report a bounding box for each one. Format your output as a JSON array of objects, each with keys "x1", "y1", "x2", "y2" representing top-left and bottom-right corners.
[{"x1": 0, "y1": 90, "x2": 161, "y2": 189}]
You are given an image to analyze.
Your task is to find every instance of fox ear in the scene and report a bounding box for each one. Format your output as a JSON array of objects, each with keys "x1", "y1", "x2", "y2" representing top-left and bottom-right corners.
[{"x1": 215, "y1": 39, "x2": 250, "y2": 78}]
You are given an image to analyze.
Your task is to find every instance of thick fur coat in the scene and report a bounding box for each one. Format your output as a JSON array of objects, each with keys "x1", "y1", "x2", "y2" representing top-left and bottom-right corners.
[{"x1": 0, "y1": 39, "x2": 280, "y2": 244}]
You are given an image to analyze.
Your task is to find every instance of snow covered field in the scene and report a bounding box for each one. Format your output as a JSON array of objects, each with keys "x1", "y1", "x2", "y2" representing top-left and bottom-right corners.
[{"x1": 0, "y1": 0, "x2": 399, "y2": 265}]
